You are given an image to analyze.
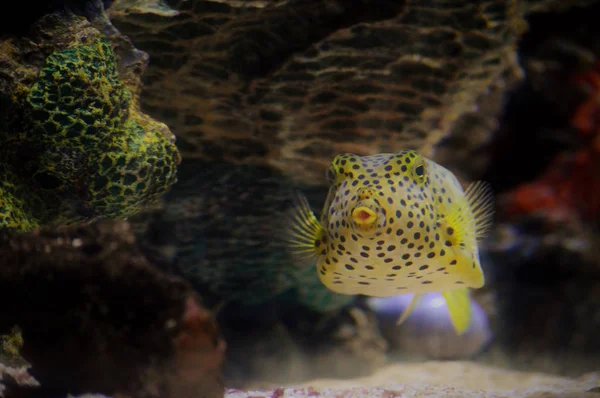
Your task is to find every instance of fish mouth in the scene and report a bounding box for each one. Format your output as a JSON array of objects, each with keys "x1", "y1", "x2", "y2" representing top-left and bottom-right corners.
[
  {"x1": 352, "y1": 206, "x2": 377, "y2": 225},
  {"x1": 351, "y1": 198, "x2": 383, "y2": 230}
]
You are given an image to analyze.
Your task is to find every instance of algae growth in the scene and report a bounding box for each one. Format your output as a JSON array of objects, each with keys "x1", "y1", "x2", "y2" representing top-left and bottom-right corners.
[{"x1": 0, "y1": 35, "x2": 180, "y2": 231}]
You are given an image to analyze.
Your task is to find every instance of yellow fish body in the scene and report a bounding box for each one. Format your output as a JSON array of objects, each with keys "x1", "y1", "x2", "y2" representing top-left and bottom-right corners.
[{"x1": 285, "y1": 151, "x2": 494, "y2": 335}]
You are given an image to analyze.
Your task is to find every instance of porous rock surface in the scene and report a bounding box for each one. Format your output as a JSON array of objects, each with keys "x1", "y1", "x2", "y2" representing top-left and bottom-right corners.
[{"x1": 109, "y1": 0, "x2": 528, "y2": 184}]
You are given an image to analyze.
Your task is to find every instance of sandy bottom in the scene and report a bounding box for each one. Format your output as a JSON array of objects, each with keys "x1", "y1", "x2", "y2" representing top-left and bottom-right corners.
[{"x1": 227, "y1": 360, "x2": 599, "y2": 397}]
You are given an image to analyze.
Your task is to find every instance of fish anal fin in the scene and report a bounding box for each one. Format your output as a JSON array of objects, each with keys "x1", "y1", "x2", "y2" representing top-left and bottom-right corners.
[
  {"x1": 395, "y1": 294, "x2": 423, "y2": 326},
  {"x1": 442, "y1": 288, "x2": 472, "y2": 335}
]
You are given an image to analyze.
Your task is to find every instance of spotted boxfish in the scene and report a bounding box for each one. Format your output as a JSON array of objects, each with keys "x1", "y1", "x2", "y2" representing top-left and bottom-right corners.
[{"x1": 284, "y1": 150, "x2": 494, "y2": 335}]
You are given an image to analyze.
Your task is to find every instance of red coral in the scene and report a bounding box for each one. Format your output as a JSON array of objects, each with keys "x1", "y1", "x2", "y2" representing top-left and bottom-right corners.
[{"x1": 504, "y1": 61, "x2": 600, "y2": 222}]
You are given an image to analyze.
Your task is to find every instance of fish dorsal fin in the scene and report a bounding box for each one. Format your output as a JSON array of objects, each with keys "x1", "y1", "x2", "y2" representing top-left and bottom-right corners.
[
  {"x1": 282, "y1": 192, "x2": 326, "y2": 266},
  {"x1": 464, "y1": 181, "x2": 495, "y2": 241},
  {"x1": 442, "y1": 288, "x2": 472, "y2": 335}
]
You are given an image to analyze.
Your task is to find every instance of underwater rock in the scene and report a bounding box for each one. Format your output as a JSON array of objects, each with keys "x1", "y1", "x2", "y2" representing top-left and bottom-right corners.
[
  {"x1": 0, "y1": 8, "x2": 180, "y2": 232},
  {"x1": 525, "y1": 0, "x2": 600, "y2": 13},
  {"x1": 0, "y1": 361, "x2": 40, "y2": 398},
  {"x1": 130, "y1": 159, "x2": 298, "y2": 307},
  {"x1": 0, "y1": 220, "x2": 225, "y2": 398},
  {"x1": 367, "y1": 292, "x2": 492, "y2": 360},
  {"x1": 108, "y1": 0, "x2": 528, "y2": 185},
  {"x1": 108, "y1": 0, "x2": 179, "y2": 17},
  {"x1": 129, "y1": 158, "x2": 353, "y2": 310}
]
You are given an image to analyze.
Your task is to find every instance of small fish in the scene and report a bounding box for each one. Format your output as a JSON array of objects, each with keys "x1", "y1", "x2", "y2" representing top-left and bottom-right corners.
[{"x1": 284, "y1": 150, "x2": 494, "y2": 334}]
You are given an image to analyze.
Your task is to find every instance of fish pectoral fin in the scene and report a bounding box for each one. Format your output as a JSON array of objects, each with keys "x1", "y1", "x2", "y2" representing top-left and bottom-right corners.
[
  {"x1": 465, "y1": 181, "x2": 495, "y2": 241},
  {"x1": 440, "y1": 181, "x2": 493, "y2": 288},
  {"x1": 281, "y1": 191, "x2": 325, "y2": 267},
  {"x1": 442, "y1": 288, "x2": 472, "y2": 335},
  {"x1": 395, "y1": 294, "x2": 423, "y2": 326},
  {"x1": 442, "y1": 180, "x2": 494, "y2": 250}
]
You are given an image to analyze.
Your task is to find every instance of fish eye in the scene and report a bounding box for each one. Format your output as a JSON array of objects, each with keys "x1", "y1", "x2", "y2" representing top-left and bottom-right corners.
[{"x1": 413, "y1": 160, "x2": 426, "y2": 180}]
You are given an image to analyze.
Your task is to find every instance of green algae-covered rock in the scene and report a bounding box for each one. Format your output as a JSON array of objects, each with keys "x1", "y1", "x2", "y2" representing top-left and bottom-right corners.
[
  {"x1": 0, "y1": 164, "x2": 41, "y2": 231},
  {"x1": 0, "y1": 13, "x2": 181, "y2": 231}
]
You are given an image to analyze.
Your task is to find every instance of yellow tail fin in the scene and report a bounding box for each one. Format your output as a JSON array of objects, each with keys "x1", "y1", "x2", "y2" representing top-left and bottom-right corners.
[{"x1": 442, "y1": 288, "x2": 472, "y2": 335}]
